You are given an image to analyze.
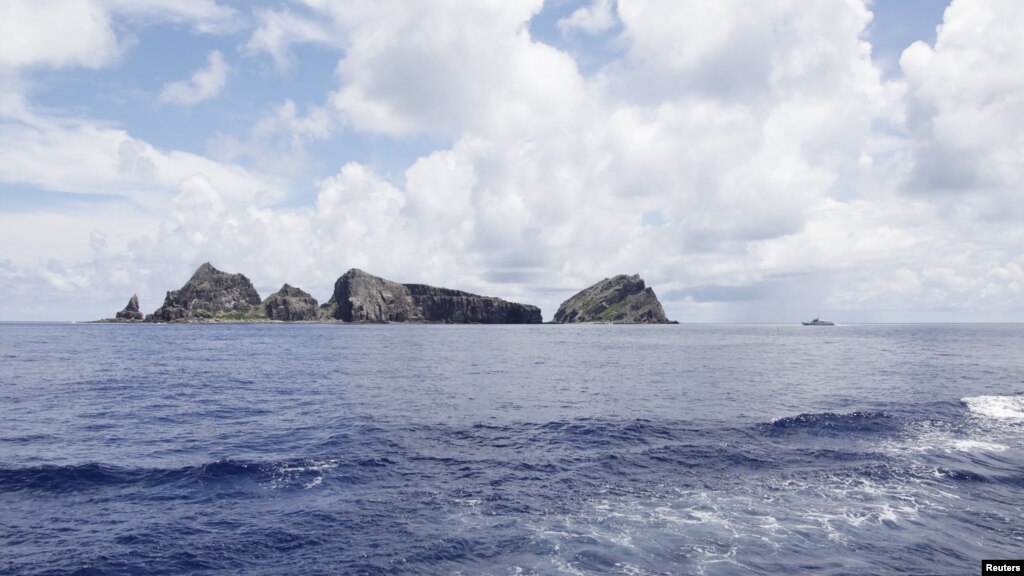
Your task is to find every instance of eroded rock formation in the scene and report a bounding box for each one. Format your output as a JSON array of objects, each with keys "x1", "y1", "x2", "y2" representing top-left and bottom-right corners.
[
  {"x1": 553, "y1": 274, "x2": 672, "y2": 323},
  {"x1": 114, "y1": 294, "x2": 144, "y2": 321},
  {"x1": 146, "y1": 263, "x2": 262, "y2": 322},
  {"x1": 332, "y1": 268, "x2": 542, "y2": 323},
  {"x1": 263, "y1": 284, "x2": 321, "y2": 321}
]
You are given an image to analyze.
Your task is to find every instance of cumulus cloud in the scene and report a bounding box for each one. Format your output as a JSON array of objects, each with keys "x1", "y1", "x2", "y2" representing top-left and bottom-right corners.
[
  {"x1": 901, "y1": 0, "x2": 1024, "y2": 203},
  {"x1": 0, "y1": 111, "x2": 285, "y2": 208},
  {"x1": 318, "y1": 0, "x2": 587, "y2": 138},
  {"x1": 0, "y1": 0, "x2": 119, "y2": 70},
  {"x1": 558, "y1": 0, "x2": 618, "y2": 35},
  {"x1": 0, "y1": 0, "x2": 237, "y2": 71},
  {"x1": 159, "y1": 50, "x2": 229, "y2": 106}
]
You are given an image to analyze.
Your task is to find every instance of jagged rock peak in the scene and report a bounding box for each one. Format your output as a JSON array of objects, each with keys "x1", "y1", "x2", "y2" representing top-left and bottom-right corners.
[
  {"x1": 553, "y1": 274, "x2": 672, "y2": 324},
  {"x1": 332, "y1": 268, "x2": 542, "y2": 323},
  {"x1": 114, "y1": 294, "x2": 144, "y2": 321},
  {"x1": 146, "y1": 263, "x2": 262, "y2": 322},
  {"x1": 275, "y1": 283, "x2": 307, "y2": 297},
  {"x1": 263, "y1": 284, "x2": 322, "y2": 321}
]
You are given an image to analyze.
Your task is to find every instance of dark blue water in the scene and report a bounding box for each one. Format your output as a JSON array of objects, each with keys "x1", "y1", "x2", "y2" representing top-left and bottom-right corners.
[{"x1": 2, "y1": 324, "x2": 1023, "y2": 575}]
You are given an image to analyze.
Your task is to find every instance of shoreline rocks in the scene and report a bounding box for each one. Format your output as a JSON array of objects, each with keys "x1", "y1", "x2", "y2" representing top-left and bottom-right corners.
[{"x1": 553, "y1": 274, "x2": 673, "y2": 324}]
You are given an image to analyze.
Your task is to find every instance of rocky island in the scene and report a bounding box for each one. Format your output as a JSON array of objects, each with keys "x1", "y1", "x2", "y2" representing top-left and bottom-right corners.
[
  {"x1": 263, "y1": 284, "x2": 322, "y2": 321},
  {"x1": 146, "y1": 263, "x2": 264, "y2": 322},
  {"x1": 326, "y1": 268, "x2": 542, "y2": 323},
  {"x1": 553, "y1": 274, "x2": 673, "y2": 323},
  {"x1": 103, "y1": 263, "x2": 542, "y2": 324}
]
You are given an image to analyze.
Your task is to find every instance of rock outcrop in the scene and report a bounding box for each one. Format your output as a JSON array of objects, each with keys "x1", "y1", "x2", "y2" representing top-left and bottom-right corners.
[
  {"x1": 263, "y1": 284, "x2": 321, "y2": 321},
  {"x1": 114, "y1": 294, "x2": 144, "y2": 321},
  {"x1": 146, "y1": 263, "x2": 263, "y2": 322},
  {"x1": 553, "y1": 274, "x2": 672, "y2": 323},
  {"x1": 319, "y1": 295, "x2": 338, "y2": 319},
  {"x1": 332, "y1": 268, "x2": 542, "y2": 323}
]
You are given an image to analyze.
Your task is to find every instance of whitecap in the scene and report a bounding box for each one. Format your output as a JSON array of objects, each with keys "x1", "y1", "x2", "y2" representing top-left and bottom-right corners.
[
  {"x1": 951, "y1": 439, "x2": 1008, "y2": 452},
  {"x1": 962, "y1": 395, "x2": 1024, "y2": 419},
  {"x1": 270, "y1": 458, "x2": 338, "y2": 489}
]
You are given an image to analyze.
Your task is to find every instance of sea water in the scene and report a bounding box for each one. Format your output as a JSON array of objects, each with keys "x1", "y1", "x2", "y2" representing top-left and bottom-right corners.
[{"x1": 1, "y1": 323, "x2": 1022, "y2": 574}]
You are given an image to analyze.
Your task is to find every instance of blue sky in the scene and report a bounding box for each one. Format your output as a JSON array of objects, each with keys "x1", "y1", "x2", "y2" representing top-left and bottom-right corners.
[{"x1": 3, "y1": 0, "x2": 1023, "y2": 322}]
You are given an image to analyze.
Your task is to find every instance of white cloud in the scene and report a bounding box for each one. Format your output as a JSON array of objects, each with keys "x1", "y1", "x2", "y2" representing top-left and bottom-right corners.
[
  {"x1": 0, "y1": 112, "x2": 285, "y2": 209},
  {"x1": 243, "y1": 1, "x2": 591, "y2": 137},
  {"x1": 0, "y1": 0, "x2": 119, "y2": 70},
  {"x1": 320, "y1": 0, "x2": 588, "y2": 138},
  {"x1": 0, "y1": 0, "x2": 238, "y2": 71},
  {"x1": 901, "y1": 0, "x2": 1024, "y2": 202},
  {"x1": 159, "y1": 50, "x2": 229, "y2": 106},
  {"x1": 610, "y1": 0, "x2": 888, "y2": 103},
  {"x1": 103, "y1": 0, "x2": 240, "y2": 34},
  {"x1": 208, "y1": 99, "x2": 334, "y2": 176},
  {"x1": 558, "y1": 0, "x2": 617, "y2": 35},
  {"x1": 244, "y1": 7, "x2": 337, "y2": 70},
  {"x1": 253, "y1": 100, "x2": 333, "y2": 144}
]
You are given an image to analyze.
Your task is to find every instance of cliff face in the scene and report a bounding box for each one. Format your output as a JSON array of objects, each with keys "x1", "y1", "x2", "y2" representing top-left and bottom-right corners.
[
  {"x1": 115, "y1": 294, "x2": 144, "y2": 321},
  {"x1": 332, "y1": 268, "x2": 542, "y2": 323},
  {"x1": 263, "y1": 284, "x2": 321, "y2": 321},
  {"x1": 146, "y1": 263, "x2": 263, "y2": 322},
  {"x1": 553, "y1": 274, "x2": 672, "y2": 324}
]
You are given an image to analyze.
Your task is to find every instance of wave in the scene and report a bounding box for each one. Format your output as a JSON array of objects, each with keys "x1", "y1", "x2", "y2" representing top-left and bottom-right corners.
[
  {"x1": 962, "y1": 395, "x2": 1024, "y2": 419},
  {"x1": 532, "y1": 418, "x2": 681, "y2": 447},
  {"x1": 764, "y1": 411, "x2": 899, "y2": 437},
  {"x1": 0, "y1": 462, "x2": 145, "y2": 493},
  {"x1": 0, "y1": 457, "x2": 365, "y2": 494}
]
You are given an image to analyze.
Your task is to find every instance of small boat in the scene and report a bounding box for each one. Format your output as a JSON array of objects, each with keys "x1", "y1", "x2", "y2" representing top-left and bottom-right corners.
[{"x1": 802, "y1": 317, "x2": 835, "y2": 326}]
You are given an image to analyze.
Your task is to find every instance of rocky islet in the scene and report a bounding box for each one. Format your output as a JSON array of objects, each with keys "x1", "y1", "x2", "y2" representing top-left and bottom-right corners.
[
  {"x1": 114, "y1": 294, "x2": 144, "y2": 321},
  {"x1": 330, "y1": 268, "x2": 542, "y2": 323},
  {"x1": 146, "y1": 263, "x2": 263, "y2": 322},
  {"x1": 263, "y1": 284, "x2": 322, "y2": 321},
  {"x1": 552, "y1": 274, "x2": 673, "y2": 324}
]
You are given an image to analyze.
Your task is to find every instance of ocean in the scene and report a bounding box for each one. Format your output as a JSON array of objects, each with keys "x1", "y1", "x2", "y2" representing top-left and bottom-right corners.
[{"x1": 1, "y1": 323, "x2": 1022, "y2": 575}]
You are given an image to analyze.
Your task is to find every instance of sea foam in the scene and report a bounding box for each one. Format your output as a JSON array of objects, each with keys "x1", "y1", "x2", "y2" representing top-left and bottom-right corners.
[{"x1": 962, "y1": 395, "x2": 1024, "y2": 419}]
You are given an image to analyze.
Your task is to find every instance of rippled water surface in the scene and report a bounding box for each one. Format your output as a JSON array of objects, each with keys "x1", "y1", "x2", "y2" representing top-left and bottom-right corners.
[{"x1": 2, "y1": 323, "x2": 1023, "y2": 574}]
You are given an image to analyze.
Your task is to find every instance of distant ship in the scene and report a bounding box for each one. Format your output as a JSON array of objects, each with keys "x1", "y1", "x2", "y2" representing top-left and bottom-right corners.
[{"x1": 802, "y1": 317, "x2": 835, "y2": 326}]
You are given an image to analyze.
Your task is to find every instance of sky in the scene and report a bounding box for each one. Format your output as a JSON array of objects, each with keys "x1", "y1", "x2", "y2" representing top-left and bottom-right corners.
[{"x1": 1, "y1": 0, "x2": 1021, "y2": 323}]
